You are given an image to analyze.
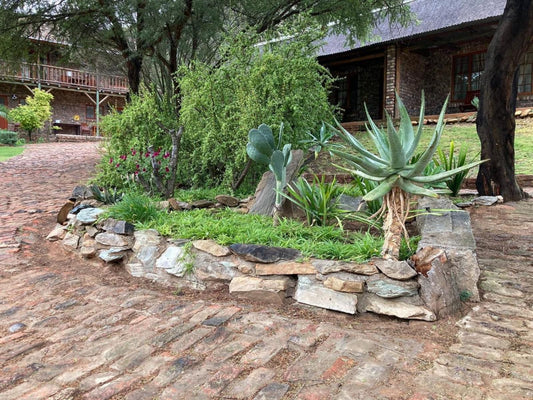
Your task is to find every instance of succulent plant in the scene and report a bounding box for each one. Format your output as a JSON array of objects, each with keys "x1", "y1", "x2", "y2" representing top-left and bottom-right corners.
[
  {"x1": 328, "y1": 92, "x2": 486, "y2": 259},
  {"x1": 247, "y1": 123, "x2": 292, "y2": 224}
]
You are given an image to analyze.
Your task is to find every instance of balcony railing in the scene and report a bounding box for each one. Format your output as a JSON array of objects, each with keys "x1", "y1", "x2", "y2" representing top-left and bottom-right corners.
[{"x1": 0, "y1": 61, "x2": 128, "y2": 94}]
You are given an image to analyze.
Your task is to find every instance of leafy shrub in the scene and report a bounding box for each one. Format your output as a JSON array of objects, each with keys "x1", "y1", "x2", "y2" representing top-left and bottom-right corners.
[
  {"x1": 0, "y1": 130, "x2": 18, "y2": 145},
  {"x1": 95, "y1": 88, "x2": 178, "y2": 189},
  {"x1": 104, "y1": 192, "x2": 162, "y2": 224},
  {"x1": 9, "y1": 89, "x2": 53, "y2": 142},
  {"x1": 178, "y1": 30, "x2": 336, "y2": 189}
]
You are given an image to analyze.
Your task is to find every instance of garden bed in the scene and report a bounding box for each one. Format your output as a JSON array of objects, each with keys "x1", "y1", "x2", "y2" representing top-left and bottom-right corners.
[{"x1": 47, "y1": 186, "x2": 481, "y2": 322}]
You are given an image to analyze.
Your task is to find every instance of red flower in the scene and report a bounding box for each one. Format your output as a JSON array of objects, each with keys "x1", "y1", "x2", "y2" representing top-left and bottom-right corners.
[
  {"x1": 115, "y1": 163, "x2": 120, "y2": 168},
  {"x1": 163, "y1": 152, "x2": 170, "y2": 159},
  {"x1": 142, "y1": 168, "x2": 147, "y2": 172},
  {"x1": 145, "y1": 152, "x2": 150, "y2": 158},
  {"x1": 136, "y1": 164, "x2": 140, "y2": 170},
  {"x1": 109, "y1": 157, "x2": 114, "y2": 164},
  {"x1": 165, "y1": 167, "x2": 170, "y2": 172},
  {"x1": 131, "y1": 149, "x2": 137, "y2": 156}
]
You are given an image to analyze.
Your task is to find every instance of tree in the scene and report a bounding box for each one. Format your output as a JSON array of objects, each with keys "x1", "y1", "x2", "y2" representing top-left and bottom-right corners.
[
  {"x1": 0, "y1": 1, "x2": 412, "y2": 96},
  {"x1": 9, "y1": 89, "x2": 53, "y2": 141},
  {"x1": 476, "y1": 0, "x2": 533, "y2": 201}
]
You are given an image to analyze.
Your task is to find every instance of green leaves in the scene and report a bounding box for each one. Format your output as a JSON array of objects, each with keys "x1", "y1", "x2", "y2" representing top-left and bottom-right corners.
[{"x1": 328, "y1": 92, "x2": 486, "y2": 200}]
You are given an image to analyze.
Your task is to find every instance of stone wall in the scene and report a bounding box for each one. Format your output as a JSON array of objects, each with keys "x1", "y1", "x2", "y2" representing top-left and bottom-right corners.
[
  {"x1": 385, "y1": 45, "x2": 397, "y2": 117},
  {"x1": 48, "y1": 189, "x2": 482, "y2": 322}
]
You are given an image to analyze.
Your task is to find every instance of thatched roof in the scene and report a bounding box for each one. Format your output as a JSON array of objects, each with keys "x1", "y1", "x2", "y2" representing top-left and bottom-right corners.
[{"x1": 318, "y1": 0, "x2": 506, "y2": 57}]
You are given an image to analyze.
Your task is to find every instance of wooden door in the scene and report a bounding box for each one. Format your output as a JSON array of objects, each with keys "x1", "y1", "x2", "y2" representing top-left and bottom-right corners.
[{"x1": 0, "y1": 96, "x2": 8, "y2": 130}]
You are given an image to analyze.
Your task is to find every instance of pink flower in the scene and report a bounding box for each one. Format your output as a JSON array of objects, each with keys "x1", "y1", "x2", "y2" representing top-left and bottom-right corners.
[
  {"x1": 131, "y1": 149, "x2": 137, "y2": 156},
  {"x1": 135, "y1": 164, "x2": 140, "y2": 170},
  {"x1": 115, "y1": 163, "x2": 120, "y2": 168},
  {"x1": 142, "y1": 168, "x2": 147, "y2": 172},
  {"x1": 165, "y1": 167, "x2": 170, "y2": 172},
  {"x1": 145, "y1": 152, "x2": 150, "y2": 158},
  {"x1": 109, "y1": 157, "x2": 113, "y2": 164},
  {"x1": 153, "y1": 151, "x2": 160, "y2": 157},
  {"x1": 119, "y1": 154, "x2": 127, "y2": 160},
  {"x1": 163, "y1": 152, "x2": 170, "y2": 159}
]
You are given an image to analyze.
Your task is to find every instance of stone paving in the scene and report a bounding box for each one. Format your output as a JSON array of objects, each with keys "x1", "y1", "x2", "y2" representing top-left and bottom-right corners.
[{"x1": 0, "y1": 142, "x2": 532, "y2": 400}]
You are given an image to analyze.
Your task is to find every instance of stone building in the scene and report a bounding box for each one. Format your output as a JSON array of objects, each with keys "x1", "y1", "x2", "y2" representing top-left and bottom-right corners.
[
  {"x1": 0, "y1": 37, "x2": 127, "y2": 138},
  {"x1": 318, "y1": 0, "x2": 532, "y2": 122}
]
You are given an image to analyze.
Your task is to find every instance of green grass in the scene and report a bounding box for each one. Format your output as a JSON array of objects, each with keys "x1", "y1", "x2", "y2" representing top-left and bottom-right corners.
[
  {"x1": 0, "y1": 146, "x2": 24, "y2": 162},
  {"x1": 134, "y1": 207, "x2": 418, "y2": 262}
]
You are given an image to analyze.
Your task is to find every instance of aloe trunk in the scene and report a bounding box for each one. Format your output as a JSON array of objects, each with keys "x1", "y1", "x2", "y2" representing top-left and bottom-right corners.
[{"x1": 381, "y1": 187, "x2": 409, "y2": 260}]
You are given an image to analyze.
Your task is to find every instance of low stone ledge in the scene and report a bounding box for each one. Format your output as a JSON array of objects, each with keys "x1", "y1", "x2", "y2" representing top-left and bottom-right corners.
[
  {"x1": 50, "y1": 190, "x2": 481, "y2": 321},
  {"x1": 56, "y1": 134, "x2": 106, "y2": 142}
]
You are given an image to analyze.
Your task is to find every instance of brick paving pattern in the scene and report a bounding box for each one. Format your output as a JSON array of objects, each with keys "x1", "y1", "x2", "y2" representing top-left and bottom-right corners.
[{"x1": 0, "y1": 142, "x2": 532, "y2": 399}]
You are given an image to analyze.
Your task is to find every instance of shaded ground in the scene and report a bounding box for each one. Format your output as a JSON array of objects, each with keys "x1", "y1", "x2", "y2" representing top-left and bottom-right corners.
[{"x1": 0, "y1": 142, "x2": 531, "y2": 399}]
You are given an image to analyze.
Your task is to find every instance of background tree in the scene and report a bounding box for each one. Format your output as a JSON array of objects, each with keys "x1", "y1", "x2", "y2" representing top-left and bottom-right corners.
[
  {"x1": 9, "y1": 89, "x2": 53, "y2": 142},
  {"x1": 476, "y1": 0, "x2": 533, "y2": 201},
  {"x1": 0, "y1": 0, "x2": 412, "y2": 97}
]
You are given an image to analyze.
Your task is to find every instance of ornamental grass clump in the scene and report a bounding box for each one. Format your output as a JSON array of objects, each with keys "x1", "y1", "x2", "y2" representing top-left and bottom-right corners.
[{"x1": 327, "y1": 92, "x2": 487, "y2": 260}]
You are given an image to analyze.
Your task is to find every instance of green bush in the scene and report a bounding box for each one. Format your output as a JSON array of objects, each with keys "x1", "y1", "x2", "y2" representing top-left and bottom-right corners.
[
  {"x1": 0, "y1": 130, "x2": 18, "y2": 145},
  {"x1": 178, "y1": 30, "x2": 336, "y2": 189},
  {"x1": 95, "y1": 88, "x2": 178, "y2": 189}
]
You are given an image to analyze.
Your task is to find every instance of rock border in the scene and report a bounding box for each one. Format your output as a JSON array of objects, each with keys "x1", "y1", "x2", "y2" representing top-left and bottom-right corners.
[{"x1": 48, "y1": 195, "x2": 480, "y2": 322}]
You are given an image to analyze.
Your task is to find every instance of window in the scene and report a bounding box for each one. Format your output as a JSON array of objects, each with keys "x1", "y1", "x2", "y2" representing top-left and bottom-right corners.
[
  {"x1": 86, "y1": 105, "x2": 96, "y2": 119},
  {"x1": 452, "y1": 52, "x2": 485, "y2": 101},
  {"x1": 518, "y1": 49, "x2": 533, "y2": 94}
]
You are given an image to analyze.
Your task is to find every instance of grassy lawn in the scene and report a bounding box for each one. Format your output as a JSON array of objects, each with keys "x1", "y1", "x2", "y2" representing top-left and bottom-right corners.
[{"x1": 0, "y1": 146, "x2": 24, "y2": 162}]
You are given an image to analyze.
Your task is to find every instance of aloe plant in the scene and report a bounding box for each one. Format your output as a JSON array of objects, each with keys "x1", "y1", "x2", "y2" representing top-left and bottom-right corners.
[
  {"x1": 246, "y1": 123, "x2": 292, "y2": 225},
  {"x1": 435, "y1": 141, "x2": 479, "y2": 196},
  {"x1": 327, "y1": 92, "x2": 487, "y2": 260}
]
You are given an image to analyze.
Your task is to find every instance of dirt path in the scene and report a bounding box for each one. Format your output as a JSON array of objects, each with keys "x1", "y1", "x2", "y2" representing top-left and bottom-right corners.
[{"x1": 0, "y1": 142, "x2": 531, "y2": 399}]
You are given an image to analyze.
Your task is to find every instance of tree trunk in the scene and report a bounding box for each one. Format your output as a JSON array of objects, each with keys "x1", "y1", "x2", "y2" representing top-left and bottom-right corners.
[
  {"x1": 126, "y1": 56, "x2": 143, "y2": 96},
  {"x1": 476, "y1": 0, "x2": 533, "y2": 201},
  {"x1": 381, "y1": 187, "x2": 409, "y2": 260}
]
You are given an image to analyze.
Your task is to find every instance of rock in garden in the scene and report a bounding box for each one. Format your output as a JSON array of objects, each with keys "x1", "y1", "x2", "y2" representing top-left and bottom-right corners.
[
  {"x1": 85, "y1": 226, "x2": 99, "y2": 237},
  {"x1": 194, "y1": 253, "x2": 242, "y2": 282},
  {"x1": 192, "y1": 239, "x2": 231, "y2": 257},
  {"x1": 215, "y1": 195, "x2": 240, "y2": 207},
  {"x1": 155, "y1": 245, "x2": 188, "y2": 277},
  {"x1": 80, "y1": 238, "x2": 98, "y2": 258},
  {"x1": 62, "y1": 233, "x2": 80, "y2": 249},
  {"x1": 358, "y1": 293, "x2": 436, "y2": 321},
  {"x1": 229, "y1": 244, "x2": 301, "y2": 263},
  {"x1": 98, "y1": 248, "x2": 126, "y2": 263},
  {"x1": 366, "y1": 274, "x2": 419, "y2": 298},
  {"x1": 372, "y1": 259, "x2": 417, "y2": 280},
  {"x1": 248, "y1": 149, "x2": 304, "y2": 216},
  {"x1": 46, "y1": 224, "x2": 67, "y2": 241},
  {"x1": 76, "y1": 207, "x2": 105, "y2": 225},
  {"x1": 57, "y1": 198, "x2": 76, "y2": 224},
  {"x1": 168, "y1": 198, "x2": 191, "y2": 210},
  {"x1": 229, "y1": 276, "x2": 295, "y2": 305},
  {"x1": 133, "y1": 229, "x2": 161, "y2": 252},
  {"x1": 415, "y1": 248, "x2": 461, "y2": 318},
  {"x1": 294, "y1": 276, "x2": 358, "y2": 314},
  {"x1": 191, "y1": 200, "x2": 215, "y2": 209},
  {"x1": 336, "y1": 194, "x2": 366, "y2": 212},
  {"x1": 102, "y1": 218, "x2": 135, "y2": 235},
  {"x1": 471, "y1": 195, "x2": 503, "y2": 206},
  {"x1": 255, "y1": 261, "x2": 316, "y2": 275},
  {"x1": 71, "y1": 185, "x2": 94, "y2": 199},
  {"x1": 312, "y1": 259, "x2": 378, "y2": 275},
  {"x1": 323, "y1": 272, "x2": 366, "y2": 293},
  {"x1": 95, "y1": 232, "x2": 131, "y2": 248}
]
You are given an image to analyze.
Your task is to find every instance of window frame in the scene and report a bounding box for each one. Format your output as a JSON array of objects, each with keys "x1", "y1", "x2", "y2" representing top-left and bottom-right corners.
[
  {"x1": 451, "y1": 50, "x2": 486, "y2": 102},
  {"x1": 86, "y1": 104, "x2": 96, "y2": 120},
  {"x1": 518, "y1": 48, "x2": 533, "y2": 96}
]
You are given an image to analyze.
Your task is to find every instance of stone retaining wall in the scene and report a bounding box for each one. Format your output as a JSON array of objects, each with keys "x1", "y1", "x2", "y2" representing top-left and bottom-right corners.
[
  {"x1": 56, "y1": 134, "x2": 106, "y2": 142},
  {"x1": 48, "y1": 195, "x2": 480, "y2": 322}
]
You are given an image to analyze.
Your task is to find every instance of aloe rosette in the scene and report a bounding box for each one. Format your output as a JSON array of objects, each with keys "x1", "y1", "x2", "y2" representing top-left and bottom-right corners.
[{"x1": 329, "y1": 92, "x2": 486, "y2": 259}]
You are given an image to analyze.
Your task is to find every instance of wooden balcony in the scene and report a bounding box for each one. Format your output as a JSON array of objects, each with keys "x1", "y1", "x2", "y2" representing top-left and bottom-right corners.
[{"x1": 0, "y1": 61, "x2": 128, "y2": 95}]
